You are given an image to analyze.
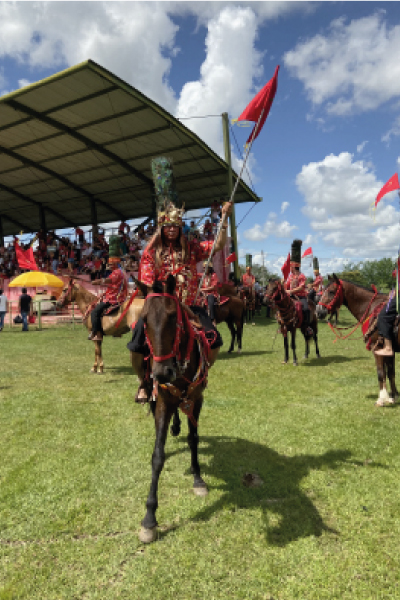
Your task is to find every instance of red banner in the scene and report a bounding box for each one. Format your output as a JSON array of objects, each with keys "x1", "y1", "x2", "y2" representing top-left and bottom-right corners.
[
  {"x1": 14, "y1": 241, "x2": 38, "y2": 271},
  {"x1": 301, "y1": 247, "x2": 313, "y2": 258},
  {"x1": 375, "y1": 173, "x2": 400, "y2": 207},
  {"x1": 281, "y1": 252, "x2": 291, "y2": 281}
]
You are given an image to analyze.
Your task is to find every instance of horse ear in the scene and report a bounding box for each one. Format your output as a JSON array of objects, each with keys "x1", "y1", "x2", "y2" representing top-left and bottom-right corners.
[
  {"x1": 152, "y1": 280, "x2": 163, "y2": 294},
  {"x1": 165, "y1": 274, "x2": 176, "y2": 295},
  {"x1": 332, "y1": 273, "x2": 340, "y2": 284},
  {"x1": 133, "y1": 277, "x2": 149, "y2": 298}
]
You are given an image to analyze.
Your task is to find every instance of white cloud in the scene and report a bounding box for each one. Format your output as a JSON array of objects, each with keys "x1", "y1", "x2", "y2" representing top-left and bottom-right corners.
[
  {"x1": 357, "y1": 141, "x2": 368, "y2": 153},
  {"x1": 284, "y1": 12, "x2": 400, "y2": 115},
  {"x1": 244, "y1": 217, "x2": 297, "y2": 242},
  {"x1": 281, "y1": 201, "x2": 289, "y2": 214},
  {"x1": 296, "y1": 151, "x2": 400, "y2": 258}
]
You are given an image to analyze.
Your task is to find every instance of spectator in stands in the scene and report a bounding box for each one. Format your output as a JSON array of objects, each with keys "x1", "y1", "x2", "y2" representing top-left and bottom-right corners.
[
  {"x1": 0, "y1": 288, "x2": 8, "y2": 331},
  {"x1": 118, "y1": 220, "x2": 130, "y2": 235},
  {"x1": 211, "y1": 199, "x2": 222, "y2": 225},
  {"x1": 18, "y1": 287, "x2": 32, "y2": 332},
  {"x1": 75, "y1": 226, "x2": 85, "y2": 244},
  {"x1": 203, "y1": 219, "x2": 213, "y2": 240},
  {"x1": 67, "y1": 242, "x2": 75, "y2": 273}
]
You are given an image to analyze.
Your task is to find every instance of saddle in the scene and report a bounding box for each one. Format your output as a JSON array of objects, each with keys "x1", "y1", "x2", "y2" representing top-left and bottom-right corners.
[{"x1": 363, "y1": 304, "x2": 400, "y2": 352}]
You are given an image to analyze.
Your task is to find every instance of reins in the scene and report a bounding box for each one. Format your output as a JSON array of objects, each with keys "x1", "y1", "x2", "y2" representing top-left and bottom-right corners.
[
  {"x1": 319, "y1": 280, "x2": 379, "y2": 342},
  {"x1": 143, "y1": 292, "x2": 210, "y2": 426}
]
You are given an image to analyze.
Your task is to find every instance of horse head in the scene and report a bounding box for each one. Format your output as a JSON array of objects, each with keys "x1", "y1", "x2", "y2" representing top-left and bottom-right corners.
[
  {"x1": 57, "y1": 277, "x2": 78, "y2": 308},
  {"x1": 142, "y1": 274, "x2": 181, "y2": 384},
  {"x1": 265, "y1": 278, "x2": 286, "y2": 305},
  {"x1": 317, "y1": 273, "x2": 342, "y2": 319}
]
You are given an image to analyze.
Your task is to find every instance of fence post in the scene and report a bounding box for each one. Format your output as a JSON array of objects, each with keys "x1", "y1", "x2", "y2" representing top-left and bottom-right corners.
[
  {"x1": 37, "y1": 300, "x2": 42, "y2": 330},
  {"x1": 72, "y1": 301, "x2": 75, "y2": 329}
]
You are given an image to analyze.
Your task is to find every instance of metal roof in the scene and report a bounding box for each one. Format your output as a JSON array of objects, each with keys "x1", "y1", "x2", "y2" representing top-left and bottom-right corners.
[{"x1": 0, "y1": 59, "x2": 260, "y2": 237}]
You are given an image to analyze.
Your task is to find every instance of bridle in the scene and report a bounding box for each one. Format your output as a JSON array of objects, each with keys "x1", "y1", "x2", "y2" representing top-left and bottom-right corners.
[
  {"x1": 144, "y1": 293, "x2": 195, "y2": 371},
  {"x1": 143, "y1": 292, "x2": 210, "y2": 427},
  {"x1": 318, "y1": 280, "x2": 344, "y2": 313},
  {"x1": 57, "y1": 279, "x2": 75, "y2": 306}
]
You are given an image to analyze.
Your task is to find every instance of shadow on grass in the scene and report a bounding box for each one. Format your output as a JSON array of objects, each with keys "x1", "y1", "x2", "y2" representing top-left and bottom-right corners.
[
  {"x1": 106, "y1": 366, "x2": 135, "y2": 375},
  {"x1": 218, "y1": 350, "x2": 271, "y2": 360},
  {"x1": 302, "y1": 356, "x2": 367, "y2": 367},
  {"x1": 164, "y1": 435, "x2": 386, "y2": 546}
]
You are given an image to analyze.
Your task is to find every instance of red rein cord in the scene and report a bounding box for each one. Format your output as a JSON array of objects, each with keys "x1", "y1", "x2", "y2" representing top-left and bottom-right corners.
[{"x1": 319, "y1": 281, "x2": 378, "y2": 342}]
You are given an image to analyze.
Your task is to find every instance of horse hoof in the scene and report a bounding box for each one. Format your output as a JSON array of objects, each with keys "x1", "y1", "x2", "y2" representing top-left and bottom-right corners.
[
  {"x1": 193, "y1": 485, "x2": 208, "y2": 497},
  {"x1": 237, "y1": 349, "x2": 241, "y2": 354},
  {"x1": 90, "y1": 368, "x2": 96, "y2": 373},
  {"x1": 228, "y1": 349, "x2": 233, "y2": 354},
  {"x1": 293, "y1": 362, "x2": 298, "y2": 367},
  {"x1": 139, "y1": 526, "x2": 158, "y2": 544},
  {"x1": 97, "y1": 370, "x2": 103, "y2": 375},
  {"x1": 281, "y1": 361, "x2": 287, "y2": 365},
  {"x1": 170, "y1": 426, "x2": 180, "y2": 437}
]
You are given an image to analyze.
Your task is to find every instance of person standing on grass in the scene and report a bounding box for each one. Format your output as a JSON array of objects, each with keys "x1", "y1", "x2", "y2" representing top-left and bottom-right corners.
[
  {"x1": 18, "y1": 287, "x2": 32, "y2": 332},
  {"x1": 0, "y1": 289, "x2": 8, "y2": 331}
]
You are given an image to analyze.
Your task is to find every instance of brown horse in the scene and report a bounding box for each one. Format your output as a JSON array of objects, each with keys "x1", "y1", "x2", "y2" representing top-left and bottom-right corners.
[
  {"x1": 317, "y1": 275, "x2": 394, "y2": 407},
  {"x1": 134, "y1": 275, "x2": 218, "y2": 543},
  {"x1": 240, "y1": 286, "x2": 256, "y2": 325},
  {"x1": 204, "y1": 283, "x2": 245, "y2": 353},
  {"x1": 57, "y1": 278, "x2": 144, "y2": 373},
  {"x1": 265, "y1": 279, "x2": 320, "y2": 365}
]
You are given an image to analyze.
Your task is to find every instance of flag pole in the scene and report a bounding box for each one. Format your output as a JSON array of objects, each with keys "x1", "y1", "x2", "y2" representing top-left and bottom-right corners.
[{"x1": 194, "y1": 106, "x2": 267, "y2": 302}]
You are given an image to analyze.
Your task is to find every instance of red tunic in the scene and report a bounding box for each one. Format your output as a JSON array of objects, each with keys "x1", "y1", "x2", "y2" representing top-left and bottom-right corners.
[
  {"x1": 312, "y1": 274, "x2": 323, "y2": 292},
  {"x1": 104, "y1": 269, "x2": 128, "y2": 304},
  {"x1": 285, "y1": 272, "x2": 307, "y2": 298},
  {"x1": 201, "y1": 272, "x2": 219, "y2": 298},
  {"x1": 140, "y1": 239, "x2": 213, "y2": 305},
  {"x1": 242, "y1": 273, "x2": 255, "y2": 287}
]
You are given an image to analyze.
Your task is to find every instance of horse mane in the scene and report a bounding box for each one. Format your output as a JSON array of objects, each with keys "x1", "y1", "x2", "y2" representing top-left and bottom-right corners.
[{"x1": 332, "y1": 278, "x2": 387, "y2": 295}]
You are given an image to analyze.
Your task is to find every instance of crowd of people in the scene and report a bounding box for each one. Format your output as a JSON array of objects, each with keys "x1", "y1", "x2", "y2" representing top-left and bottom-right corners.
[{"x1": 0, "y1": 204, "x2": 223, "y2": 282}]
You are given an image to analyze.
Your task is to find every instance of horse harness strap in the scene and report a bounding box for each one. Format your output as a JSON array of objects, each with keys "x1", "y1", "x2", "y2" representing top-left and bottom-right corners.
[{"x1": 145, "y1": 293, "x2": 210, "y2": 427}]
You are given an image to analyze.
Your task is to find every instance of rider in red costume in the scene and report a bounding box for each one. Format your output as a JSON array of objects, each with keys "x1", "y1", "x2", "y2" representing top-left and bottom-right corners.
[{"x1": 127, "y1": 157, "x2": 232, "y2": 402}]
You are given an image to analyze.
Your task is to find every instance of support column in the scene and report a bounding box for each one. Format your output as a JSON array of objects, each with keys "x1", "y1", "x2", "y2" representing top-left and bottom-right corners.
[
  {"x1": 39, "y1": 205, "x2": 47, "y2": 235},
  {"x1": 222, "y1": 112, "x2": 239, "y2": 280},
  {"x1": 0, "y1": 215, "x2": 3, "y2": 246},
  {"x1": 90, "y1": 198, "x2": 98, "y2": 241}
]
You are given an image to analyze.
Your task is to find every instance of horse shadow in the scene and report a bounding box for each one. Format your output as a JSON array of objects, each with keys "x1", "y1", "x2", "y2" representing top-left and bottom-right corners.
[
  {"x1": 169, "y1": 435, "x2": 385, "y2": 546},
  {"x1": 302, "y1": 356, "x2": 367, "y2": 367},
  {"x1": 218, "y1": 350, "x2": 271, "y2": 360}
]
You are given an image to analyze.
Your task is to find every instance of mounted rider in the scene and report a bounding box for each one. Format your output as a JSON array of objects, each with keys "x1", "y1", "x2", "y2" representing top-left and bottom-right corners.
[
  {"x1": 284, "y1": 239, "x2": 313, "y2": 335},
  {"x1": 200, "y1": 261, "x2": 220, "y2": 327},
  {"x1": 308, "y1": 256, "x2": 323, "y2": 302},
  {"x1": 241, "y1": 258, "x2": 256, "y2": 325},
  {"x1": 88, "y1": 236, "x2": 128, "y2": 342},
  {"x1": 127, "y1": 156, "x2": 232, "y2": 403}
]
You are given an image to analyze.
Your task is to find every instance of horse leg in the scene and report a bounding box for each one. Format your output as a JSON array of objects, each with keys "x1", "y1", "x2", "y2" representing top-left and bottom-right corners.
[
  {"x1": 187, "y1": 395, "x2": 208, "y2": 496},
  {"x1": 91, "y1": 341, "x2": 101, "y2": 373},
  {"x1": 386, "y1": 356, "x2": 398, "y2": 403},
  {"x1": 303, "y1": 331, "x2": 309, "y2": 359},
  {"x1": 291, "y1": 330, "x2": 298, "y2": 366},
  {"x1": 170, "y1": 408, "x2": 181, "y2": 437},
  {"x1": 374, "y1": 354, "x2": 392, "y2": 406},
  {"x1": 227, "y1": 318, "x2": 236, "y2": 353},
  {"x1": 236, "y1": 316, "x2": 243, "y2": 354},
  {"x1": 96, "y1": 341, "x2": 104, "y2": 374},
  {"x1": 139, "y1": 399, "x2": 174, "y2": 543},
  {"x1": 282, "y1": 335, "x2": 289, "y2": 364},
  {"x1": 313, "y1": 325, "x2": 321, "y2": 358}
]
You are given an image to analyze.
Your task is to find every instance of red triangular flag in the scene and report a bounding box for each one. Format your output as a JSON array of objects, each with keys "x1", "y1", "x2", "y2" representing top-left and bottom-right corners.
[
  {"x1": 14, "y1": 240, "x2": 38, "y2": 271},
  {"x1": 236, "y1": 65, "x2": 279, "y2": 145},
  {"x1": 281, "y1": 252, "x2": 291, "y2": 282},
  {"x1": 225, "y1": 252, "x2": 237, "y2": 265},
  {"x1": 301, "y1": 247, "x2": 313, "y2": 258},
  {"x1": 375, "y1": 173, "x2": 400, "y2": 207}
]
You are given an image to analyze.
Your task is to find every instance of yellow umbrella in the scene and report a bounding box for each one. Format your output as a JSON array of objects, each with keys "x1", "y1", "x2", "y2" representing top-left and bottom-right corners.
[{"x1": 8, "y1": 271, "x2": 65, "y2": 288}]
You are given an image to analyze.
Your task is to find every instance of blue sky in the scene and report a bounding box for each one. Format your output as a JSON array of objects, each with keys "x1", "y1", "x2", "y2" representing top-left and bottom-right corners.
[{"x1": 1, "y1": 1, "x2": 400, "y2": 276}]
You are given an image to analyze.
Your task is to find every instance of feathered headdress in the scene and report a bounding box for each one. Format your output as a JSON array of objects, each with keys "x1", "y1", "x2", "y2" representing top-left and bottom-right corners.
[
  {"x1": 290, "y1": 239, "x2": 302, "y2": 267},
  {"x1": 151, "y1": 157, "x2": 185, "y2": 227},
  {"x1": 313, "y1": 256, "x2": 319, "y2": 272}
]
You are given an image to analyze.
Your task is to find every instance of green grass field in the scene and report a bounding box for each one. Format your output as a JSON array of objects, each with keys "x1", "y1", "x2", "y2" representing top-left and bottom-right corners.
[{"x1": 1, "y1": 311, "x2": 400, "y2": 599}]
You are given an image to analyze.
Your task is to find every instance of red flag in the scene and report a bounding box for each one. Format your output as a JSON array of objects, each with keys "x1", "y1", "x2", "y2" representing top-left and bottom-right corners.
[
  {"x1": 301, "y1": 247, "x2": 313, "y2": 258},
  {"x1": 236, "y1": 65, "x2": 279, "y2": 145},
  {"x1": 225, "y1": 252, "x2": 237, "y2": 265},
  {"x1": 14, "y1": 240, "x2": 38, "y2": 271},
  {"x1": 281, "y1": 252, "x2": 291, "y2": 281},
  {"x1": 375, "y1": 173, "x2": 400, "y2": 207}
]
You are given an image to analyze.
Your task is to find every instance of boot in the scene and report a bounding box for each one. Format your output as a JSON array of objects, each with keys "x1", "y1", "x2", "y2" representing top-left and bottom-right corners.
[
  {"x1": 91, "y1": 332, "x2": 103, "y2": 342},
  {"x1": 375, "y1": 338, "x2": 394, "y2": 356}
]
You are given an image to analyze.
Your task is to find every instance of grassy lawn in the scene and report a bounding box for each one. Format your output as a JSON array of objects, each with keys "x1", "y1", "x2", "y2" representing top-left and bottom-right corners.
[{"x1": 1, "y1": 310, "x2": 400, "y2": 599}]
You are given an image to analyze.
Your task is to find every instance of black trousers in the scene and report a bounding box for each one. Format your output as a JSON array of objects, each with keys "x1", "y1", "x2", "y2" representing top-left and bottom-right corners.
[
  {"x1": 91, "y1": 301, "x2": 112, "y2": 334},
  {"x1": 207, "y1": 294, "x2": 216, "y2": 321},
  {"x1": 377, "y1": 297, "x2": 397, "y2": 339},
  {"x1": 127, "y1": 305, "x2": 223, "y2": 354}
]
